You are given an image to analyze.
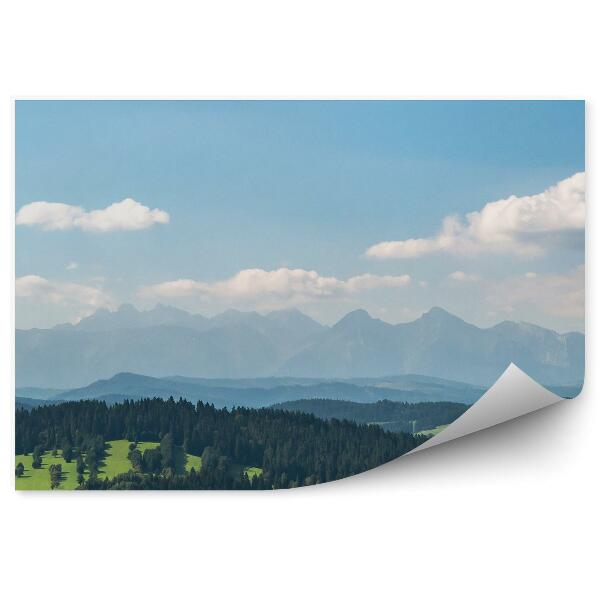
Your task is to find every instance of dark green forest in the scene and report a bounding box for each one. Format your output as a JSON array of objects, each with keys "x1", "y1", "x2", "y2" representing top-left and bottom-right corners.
[
  {"x1": 273, "y1": 398, "x2": 468, "y2": 432},
  {"x1": 15, "y1": 397, "x2": 425, "y2": 489}
]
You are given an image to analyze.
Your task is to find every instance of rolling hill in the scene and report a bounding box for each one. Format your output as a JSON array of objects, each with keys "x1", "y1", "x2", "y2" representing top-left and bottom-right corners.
[
  {"x1": 271, "y1": 398, "x2": 470, "y2": 433},
  {"x1": 41, "y1": 371, "x2": 487, "y2": 408}
]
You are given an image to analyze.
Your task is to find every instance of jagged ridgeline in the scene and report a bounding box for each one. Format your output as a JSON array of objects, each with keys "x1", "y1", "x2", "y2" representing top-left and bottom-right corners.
[
  {"x1": 15, "y1": 398, "x2": 424, "y2": 490},
  {"x1": 16, "y1": 304, "x2": 584, "y2": 389}
]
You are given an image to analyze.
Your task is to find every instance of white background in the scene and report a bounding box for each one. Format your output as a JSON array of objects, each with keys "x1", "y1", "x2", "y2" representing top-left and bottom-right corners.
[{"x1": 0, "y1": 2, "x2": 597, "y2": 599}]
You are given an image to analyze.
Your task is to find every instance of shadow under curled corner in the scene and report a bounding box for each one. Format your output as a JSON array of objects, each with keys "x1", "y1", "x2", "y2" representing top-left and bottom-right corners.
[{"x1": 407, "y1": 363, "x2": 567, "y2": 456}]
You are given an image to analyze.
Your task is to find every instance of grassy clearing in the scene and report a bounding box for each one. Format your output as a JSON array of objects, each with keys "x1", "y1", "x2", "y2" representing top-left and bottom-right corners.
[
  {"x1": 416, "y1": 424, "x2": 448, "y2": 438},
  {"x1": 16, "y1": 439, "x2": 263, "y2": 490},
  {"x1": 244, "y1": 466, "x2": 263, "y2": 481},
  {"x1": 185, "y1": 450, "x2": 202, "y2": 472},
  {"x1": 15, "y1": 451, "x2": 81, "y2": 490},
  {"x1": 228, "y1": 463, "x2": 263, "y2": 480},
  {"x1": 15, "y1": 439, "x2": 203, "y2": 491},
  {"x1": 101, "y1": 440, "x2": 159, "y2": 479}
]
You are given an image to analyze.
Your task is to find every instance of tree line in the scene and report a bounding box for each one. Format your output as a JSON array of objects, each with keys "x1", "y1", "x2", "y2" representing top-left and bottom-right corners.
[
  {"x1": 273, "y1": 398, "x2": 468, "y2": 433},
  {"x1": 16, "y1": 397, "x2": 426, "y2": 489}
]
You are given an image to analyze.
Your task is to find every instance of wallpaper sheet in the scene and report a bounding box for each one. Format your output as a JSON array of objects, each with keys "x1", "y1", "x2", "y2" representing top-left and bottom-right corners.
[{"x1": 15, "y1": 100, "x2": 585, "y2": 490}]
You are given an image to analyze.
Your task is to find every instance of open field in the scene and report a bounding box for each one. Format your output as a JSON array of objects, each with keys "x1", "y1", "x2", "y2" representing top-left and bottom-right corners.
[
  {"x1": 15, "y1": 439, "x2": 260, "y2": 490},
  {"x1": 101, "y1": 440, "x2": 202, "y2": 477},
  {"x1": 416, "y1": 424, "x2": 448, "y2": 438},
  {"x1": 15, "y1": 451, "x2": 82, "y2": 490},
  {"x1": 102, "y1": 440, "x2": 159, "y2": 479},
  {"x1": 15, "y1": 439, "x2": 203, "y2": 490},
  {"x1": 244, "y1": 466, "x2": 262, "y2": 481}
]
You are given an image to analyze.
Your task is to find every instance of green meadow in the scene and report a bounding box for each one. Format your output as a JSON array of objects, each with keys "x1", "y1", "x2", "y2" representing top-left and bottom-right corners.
[
  {"x1": 244, "y1": 466, "x2": 262, "y2": 481},
  {"x1": 416, "y1": 424, "x2": 448, "y2": 438},
  {"x1": 15, "y1": 450, "x2": 82, "y2": 490},
  {"x1": 15, "y1": 439, "x2": 202, "y2": 491},
  {"x1": 101, "y1": 439, "x2": 201, "y2": 478},
  {"x1": 15, "y1": 438, "x2": 261, "y2": 490}
]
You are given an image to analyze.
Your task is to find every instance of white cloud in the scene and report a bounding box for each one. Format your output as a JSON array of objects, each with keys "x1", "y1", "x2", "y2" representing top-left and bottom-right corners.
[
  {"x1": 16, "y1": 198, "x2": 170, "y2": 232},
  {"x1": 139, "y1": 267, "x2": 411, "y2": 307},
  {"x1": 448, "y1": 270, "x2": 480, "y2": 283},
  {"x1": 344, "y1": 273, "x2": 411, "y2": 292},
  {"x1": 366, "y1": 172, "x2": 585, "y2": 259},
  {"x1": 66, "y1": 261, "x2": 79, "y2": 270},
  {"x1": 486, "y1": 265, "x2": 584, "y2": 321},
  {"x1": 16, "y1": 275, "x2": 116, "y2": 319}
]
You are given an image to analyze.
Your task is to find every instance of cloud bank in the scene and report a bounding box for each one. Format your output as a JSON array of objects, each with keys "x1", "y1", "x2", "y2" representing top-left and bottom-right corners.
[
  {"x1": 16, "y1": 198, "x2": 170, "y2": 232},
  {"x1": 448, "y1": 271, "x2": 480, "y2": 283},
  {"x1": 16, "y1": 275, "x2": 116, "y2": 319},
  {"x1": 139, "y1": 268, "x2": 411, "y2": 307},
  {"x1": 487, "y1": 266, "x2": 584, "y2": 321},
  {"x1": 366, "y1": 172, "x2": 585, "y2": 259}
]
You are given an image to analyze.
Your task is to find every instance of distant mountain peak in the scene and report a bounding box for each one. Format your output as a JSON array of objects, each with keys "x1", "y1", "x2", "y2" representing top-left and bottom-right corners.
[
  {"x1": 267, "y1": 307, "x2": 303, "y2": 317},
  {"x1": 150, "y1": 303, "x2": 192, "y2": 316},
  {"x1": 333, "y1": 309, "x2": 375, "y2": 329},
  {"x1": 220, "y1": 308, "x2": 245, "y2": 316},
  {"x1": 419, "y1": 306, "x2": 466, "y2": 324},
  {"x1": 116, "y1": 303, "x2": 139, "y2": 314},
  {"x1": 17, "y1": 303, "x2": 584, "y2": 389},
  {"x1": 216, "y1": 308, "x2": 259, "y2": 319},
  {"x1": 495, "y1": 319, "x2": 548, "y2": 331},
  {"x1": 266, "y1": 307, "x2": 323, "y2": 326},
  {"x1": 154, "y1": 302, "x2": 175, "y2": 311},
  {"x1": 108, "y1": 371, "x2": 140, "y2": 381},
  {"x1": 346, "y1": 308, "x2": 372, "y2": 319},
  {"x1": 422, "y1": 306, "x2": 452, "y2": 318}
]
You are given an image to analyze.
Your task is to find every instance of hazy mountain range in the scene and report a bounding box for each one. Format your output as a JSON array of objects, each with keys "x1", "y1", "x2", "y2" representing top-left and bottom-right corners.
[
  {"x1": 17, "y1": 371, "x2": 488, "y2": 408},
  {"x1": 16, "y1": 303, "x2": 584, "y2": 389}
]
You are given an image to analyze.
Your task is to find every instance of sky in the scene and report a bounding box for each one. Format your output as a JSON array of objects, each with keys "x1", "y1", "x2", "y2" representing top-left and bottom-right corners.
[{"x1": 15, "y1": 100, "x2": 585, "y2": 332}]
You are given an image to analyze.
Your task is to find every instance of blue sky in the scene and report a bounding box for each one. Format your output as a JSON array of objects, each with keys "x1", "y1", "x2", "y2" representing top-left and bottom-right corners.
[{"x1": 16, "y1": 100, "x2": 585, "y2": 331}]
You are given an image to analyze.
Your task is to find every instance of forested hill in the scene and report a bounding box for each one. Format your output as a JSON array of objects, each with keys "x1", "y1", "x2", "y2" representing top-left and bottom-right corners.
[
  {"x1": 39, "y1": 371, "x2": 485, "y2": 407},
  {"x1": 273, "y1": 398, "x2": 469, "y2": 433},
  {"x1": 15, "y1": 398, "x2": 423, "y2": 490}
]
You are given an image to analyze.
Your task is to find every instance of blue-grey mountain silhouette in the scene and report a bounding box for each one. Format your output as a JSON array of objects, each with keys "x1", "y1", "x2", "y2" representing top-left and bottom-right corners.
[{"x1": 16, "y1": 304, "x2": 584, "y2": 389}]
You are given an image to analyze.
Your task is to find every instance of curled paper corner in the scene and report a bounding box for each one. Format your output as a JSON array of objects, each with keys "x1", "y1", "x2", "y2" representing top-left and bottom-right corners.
[{"x1": 407, "y1": 363, "x2": 565, "y2": 455}]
